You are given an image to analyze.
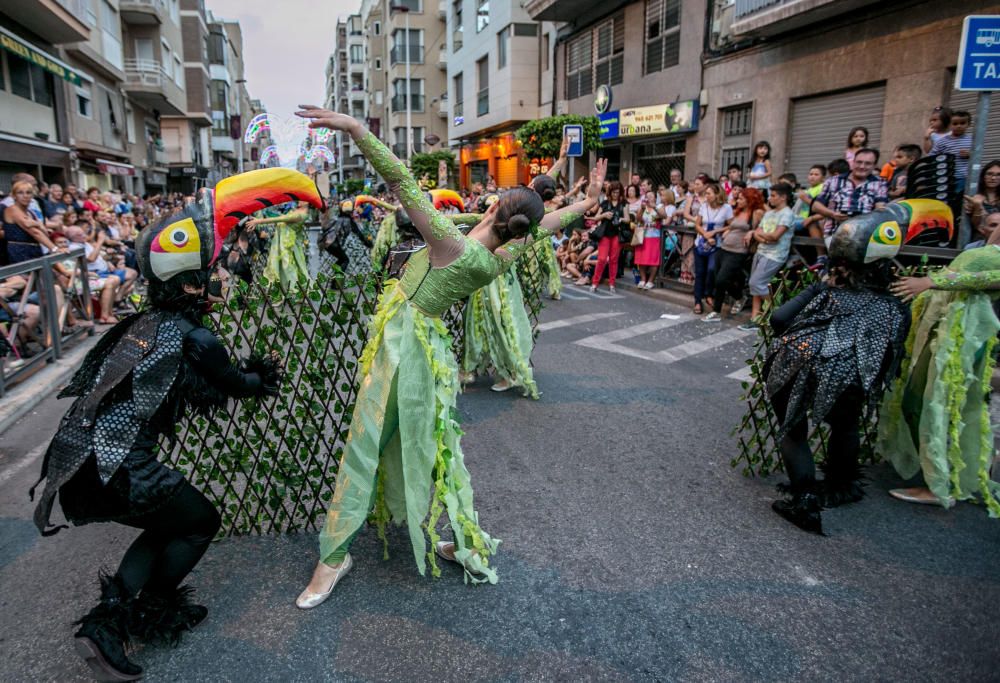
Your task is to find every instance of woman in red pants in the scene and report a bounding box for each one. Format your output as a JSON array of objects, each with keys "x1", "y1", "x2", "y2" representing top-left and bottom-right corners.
[{"x1": 591, "y1": 181, "x2": 627, "y2": 292}]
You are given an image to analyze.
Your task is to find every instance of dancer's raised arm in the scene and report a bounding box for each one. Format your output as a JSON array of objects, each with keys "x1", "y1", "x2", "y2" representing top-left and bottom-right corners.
[
  {"x1": 296, "y1": 105, "x2": 464, "y2": 266},
  {"x1": 538, "y1": 158, "x2": 607, "y2": 234}
]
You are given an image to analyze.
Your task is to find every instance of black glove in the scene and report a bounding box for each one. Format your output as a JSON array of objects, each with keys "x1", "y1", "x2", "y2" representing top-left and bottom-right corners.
[{"x1": 240, "y1": 352, "x2": 284, "y2": 397}]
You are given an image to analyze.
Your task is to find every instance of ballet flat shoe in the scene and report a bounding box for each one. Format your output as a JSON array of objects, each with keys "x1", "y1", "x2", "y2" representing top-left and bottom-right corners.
[{"x1": 296, "y1": 554, "x2": 353, "y2": 609}]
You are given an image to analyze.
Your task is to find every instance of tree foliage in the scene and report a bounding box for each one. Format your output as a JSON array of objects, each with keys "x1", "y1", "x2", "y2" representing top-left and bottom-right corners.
[
  {"x1": 410, "y1": 150, "x2": 457, "y2": 189},
  {"x1": 515, "y1": 115, "x2": 603, "y2": 159}
]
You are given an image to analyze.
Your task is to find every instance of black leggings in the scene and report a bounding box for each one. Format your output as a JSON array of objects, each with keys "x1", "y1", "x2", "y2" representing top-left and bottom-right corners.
[
  {"x1": 770, "y1": 386, "x2": 864, "y2": 492},
  {"x1": 713, "y1": 251, "x2": 749, "y2": 314},
  {"x1": 115, "y1": 481, "x2": 221, "y2": 596}
]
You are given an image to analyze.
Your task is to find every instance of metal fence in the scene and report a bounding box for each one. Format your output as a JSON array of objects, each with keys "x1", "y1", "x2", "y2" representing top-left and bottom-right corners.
[{"x1": 1, "y1": 252, "x2": 95, "y2": 397}]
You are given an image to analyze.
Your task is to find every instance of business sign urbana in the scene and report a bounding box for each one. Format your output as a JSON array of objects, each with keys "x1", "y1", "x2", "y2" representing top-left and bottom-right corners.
[{"x1": 599, "y1": 100, "x2": 699, "y2": 140}]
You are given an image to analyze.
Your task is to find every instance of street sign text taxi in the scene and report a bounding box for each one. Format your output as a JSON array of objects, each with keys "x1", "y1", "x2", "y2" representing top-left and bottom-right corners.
[{"x1": 956, "y1": 15, "x2": 1000, "y2": 90}]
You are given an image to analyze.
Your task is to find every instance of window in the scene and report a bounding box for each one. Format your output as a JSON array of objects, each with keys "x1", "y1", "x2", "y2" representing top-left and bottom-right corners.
[
  {"x1": 595, "y1": 14, "x2": 624, "y2": 87},
  {"x1": 210, "y1": 80, "x2": 229, "y2": 114},
  {"x1": 126, "y1": 106, "x2": 135, "y2": 143},
  {"x1": 497, "y1": 27, "x2": 509, "y2": 69},
  {"x1": 7, "y1": 53, "x2": 54, "y2": 106},
  {"x1": 720, "y1": 104, "x2": 753, "y2": 175},
  {"x1": 476, "y1": 0, "x2": 489, "y2": 33},
  {"x1": 85, "y1": 0, "x2": 97, "y2": 25},
  {"x1": 644, "y1": 0, "x2": 681, "y2": 75},
  {"x1": 161, "y1": 40, "x2": 172, "y2": 78},
  {"x1": 374, "y1": 57, "x2": 382, "y2": 70},
  {"x1": 565, "y1": 32, "x2": 592, "y2": 100},
  {"x1": 542, "y1": 34, "x2": 550, "y2": 72},
  {"x1": 173, "y1": 55, "x2": 183, "y2": 86},
  {"x1": 208, "y1": 31, "x2": 226, "y2": 65},
  {"x1": 77, "y1": 83, "x2": 92, "y2": 118},
  {"x1": 452, "y1": 1, "x2": 463, "y2": 51},
  {"x1": 350, "y1": 45, "x2": 364, "y2": 63},
  {"x1": 513, "y1": 23, "x2": 538, "y2": 37},
  {"x1": 394, "y1": 0, "x2": 420, "y2": 11},
  {"x1": 135, "y1": 38, "x2": 154, "y2": 62},
  {"x1": 374, "y1": 21, "x2": 381, "y2": 36},
  {"x1": 453, "y1": 72, "x2": 463, "y2": 121},
  {"x1": 169, "y1": 0, "x2": 180, "y2": 23},
  {"x1": 99, "y1": 1, "x2": 123, "y2": 69},
  {"x1": 391, "y1": 78, "x2": 424, "y2": 112},
  {"x1": 476, "y1": 57, "x2": 488, "y2": 116},
  {"x1": 0, "y1": 54, "x2": 5, "y2": 90},
  {"x1": 391, "y1": 29, "x2": 423, "y2": 64}
]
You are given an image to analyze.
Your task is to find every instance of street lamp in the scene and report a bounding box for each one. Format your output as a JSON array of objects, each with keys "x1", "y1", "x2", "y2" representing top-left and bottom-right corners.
[{"x1": 390, "y1": 4, "x2": 413, "y2": 163}]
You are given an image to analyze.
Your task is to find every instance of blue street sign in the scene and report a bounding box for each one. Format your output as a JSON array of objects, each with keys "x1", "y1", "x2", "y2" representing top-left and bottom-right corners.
[
  {"x1": 598, "y1": 111, "x2": 620, "y2": 140},
  {"x1": 563, "y1": 124, "x2": 584, "y2": 157},
  {"x1": 956, "y1": 15, "x2": 1000, "y2": 91}
]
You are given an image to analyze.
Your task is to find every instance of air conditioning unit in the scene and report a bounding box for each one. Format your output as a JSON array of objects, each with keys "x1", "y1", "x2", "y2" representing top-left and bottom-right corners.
[{"x1": 555, "y1": 99, "x2": 568, "y2": 115}]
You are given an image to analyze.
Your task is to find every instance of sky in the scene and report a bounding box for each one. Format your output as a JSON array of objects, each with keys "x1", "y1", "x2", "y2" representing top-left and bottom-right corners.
[{"x1": 205, "y1": 0, "x2": 358, "y2": 121}]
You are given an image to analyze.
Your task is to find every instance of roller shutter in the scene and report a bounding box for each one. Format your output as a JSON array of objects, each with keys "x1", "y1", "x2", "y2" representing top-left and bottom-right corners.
[
  {"x1": 948, "y1": 90, "x2": 1000, "y2": 166},
  {"x1": 785, "y1": 85, "x2": 886, "y2": 181},
  {"x1": 496, "y1": 156, "x2": 519, "y2": 189}
]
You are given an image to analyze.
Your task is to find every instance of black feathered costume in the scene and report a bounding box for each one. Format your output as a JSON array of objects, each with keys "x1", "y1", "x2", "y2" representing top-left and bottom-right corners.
[{"x1": 29, "y1": 168, "x2": 323, "y2": 681}]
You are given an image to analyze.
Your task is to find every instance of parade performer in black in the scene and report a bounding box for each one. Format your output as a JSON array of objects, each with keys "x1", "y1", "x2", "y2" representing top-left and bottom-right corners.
[
  {"x1": 763, "y1": 200, "x2": 950, "y2": 534},
  {"x1": 318, "y1": 199, "x2": 374, "y2": 274},
  {"x1": 29, "y1": 168, "x2": 323, "y2": 681}
]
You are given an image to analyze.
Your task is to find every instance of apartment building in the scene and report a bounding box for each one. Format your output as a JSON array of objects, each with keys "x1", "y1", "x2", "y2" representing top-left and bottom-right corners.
[
  {"x1": 0, "y1": 0, "x2": 90, "y2": 188},
  {"x1": 527, "y1": 0, "x2": 707, "y2": 189},
  {"x1": 205, "y1": 11, "x2": 248, "y2": 183},
  {"x1": 700, "y1": 0, "x2": 1000, "y2": 182},
  {"x1": 446, "y1": 0, "x2": 559, "y2": 189}
]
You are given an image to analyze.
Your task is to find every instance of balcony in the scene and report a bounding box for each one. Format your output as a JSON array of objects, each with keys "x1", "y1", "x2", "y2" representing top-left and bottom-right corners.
[
  {"x1": 452, "y1": 28, "x2": 463, "y2": 51},
  {"x1": 119, "y1": 0, "x2": 166, "y2": 25},
  {"x1": 437, "y1": 97, "x2": 448, "y2": 117},
  {"x1": 524, "y1": 0, "x2": 628, "y2": 22},
  {"x1": 123, "y1": 58, "x2": 186, "y2": 115},
  {"x1": 438, "y1": 0, "x2": 447, "y2": 18},
  {"x1": 437, "y1": 46, "x2": 446, "y2": 70},
  {"x1": 390, "y1": 44, "x2": 424, "y2": 66},
  {"x1": 731, "y1": 0, "x2": 880, "y2": 37},
  {"x1": 391, "y1": 94, "x2": 425, "y2": 113},
  {"x1": 0, "y1": 0, "x2": 90, "y2": 44}
]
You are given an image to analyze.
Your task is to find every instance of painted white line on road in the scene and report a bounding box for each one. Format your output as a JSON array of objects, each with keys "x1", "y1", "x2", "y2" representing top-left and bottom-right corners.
[
  {"x1": 575, "y1": 315, "x2": 754, "y2": 366},
  {"x1": 537, "y1": 311, "x2": 626, "y2": 332},
  {"x1": 726, "y1": 366, "x2": 754, "y2": 382},
  {"x1": 562, "y1": 286, "x2": 624, "y2": 300},
  {"x1": 655, "y1": 327, "x2": 754, "y2": 363},
  {"x1": 0, "y1": 443, "x2": 47, "y2": 487}
]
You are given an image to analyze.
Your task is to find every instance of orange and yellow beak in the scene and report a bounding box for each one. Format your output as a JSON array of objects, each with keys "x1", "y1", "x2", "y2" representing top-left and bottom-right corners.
[
  {"x1": 213, "y1": 167, "x2": 325, "y2": 259},
  {"x1": 430, "y1": 189, "x2": 464, "y2": 212}
]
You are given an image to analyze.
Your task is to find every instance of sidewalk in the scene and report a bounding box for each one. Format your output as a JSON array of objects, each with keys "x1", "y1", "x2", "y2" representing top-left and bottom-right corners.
[{"x1": 0, "y1": 332, "x2": 103, "y2": 435}]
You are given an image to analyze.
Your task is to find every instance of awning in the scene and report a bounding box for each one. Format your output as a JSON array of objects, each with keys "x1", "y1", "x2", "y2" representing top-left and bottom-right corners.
[
  {"x1": 97, "y1": 158, "x2": 135, "y2": 176},
  {"x1": 0, "y1": 26, "x2": 90, "y2": 86}
]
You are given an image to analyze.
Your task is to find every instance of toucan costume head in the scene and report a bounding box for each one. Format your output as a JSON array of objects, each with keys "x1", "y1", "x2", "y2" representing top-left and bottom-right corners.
[
  {"x1": 829, "y1": 199, "x2": 953, "y2": 265},
  {"x1": 137, "y1": 167, "x2": 324, "y2": 309},
  {"x1": 339, "y1": 199, "x2": 355, "y2": 216}
]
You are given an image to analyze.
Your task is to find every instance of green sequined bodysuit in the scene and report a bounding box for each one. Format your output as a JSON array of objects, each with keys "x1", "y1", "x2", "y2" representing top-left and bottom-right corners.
[
  {"x1": 319, "y1": 133, "x2": 518, "y2": 583},
  {"x1": 879, "y1": 245, "x2": 1000, "y2": 516}
]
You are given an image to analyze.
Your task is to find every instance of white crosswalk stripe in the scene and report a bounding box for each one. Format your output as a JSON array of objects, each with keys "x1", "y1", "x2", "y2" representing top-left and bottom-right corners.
[
  {"x1": 726, "y1": 366, "x2": 754, "y2": 383},
  {"x1": 536, "y1": 311, "x2": 626, "y2": 332},
  {"x1": 558, "y1": 286, "x2": 624, "y2": 300}
]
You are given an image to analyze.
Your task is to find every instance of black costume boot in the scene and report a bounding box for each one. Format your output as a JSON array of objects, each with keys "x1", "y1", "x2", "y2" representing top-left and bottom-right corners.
[
  {"x1": 772, "y1": 485, "x2": 824, "y2": 536},
  {"x1": 73, "y1": 573, "x2": 143, "y2": 681},
  {"x1": 129, "y1": 585, "x2": 207, "y2": 647},
  {"x1": 819, "y1": 462, "x2": 865, "y2": 508}
]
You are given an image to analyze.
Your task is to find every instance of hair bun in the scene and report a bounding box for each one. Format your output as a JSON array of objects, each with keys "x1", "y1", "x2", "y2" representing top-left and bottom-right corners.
[{"x1": 508, "y1": 213, "x2": 531, "y2": 232}]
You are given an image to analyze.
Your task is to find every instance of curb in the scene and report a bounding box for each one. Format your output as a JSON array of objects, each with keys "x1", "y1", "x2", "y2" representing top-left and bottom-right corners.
[{"x1": 0, "y1": 333, "x2": 101, "y2": 436}]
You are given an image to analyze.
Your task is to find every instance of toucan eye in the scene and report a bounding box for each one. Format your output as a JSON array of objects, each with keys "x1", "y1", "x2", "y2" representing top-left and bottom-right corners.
[{"x1": 170, "y1": 228, "x2": 189, "y2": 247}]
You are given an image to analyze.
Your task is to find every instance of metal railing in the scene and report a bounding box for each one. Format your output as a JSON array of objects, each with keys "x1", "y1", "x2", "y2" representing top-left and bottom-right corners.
[
  {"x1": 390, "y1": 94, "x2": 425, "y2": 112},
  {"x1": 390, "y1": 44, "x2": 424, "y2": 65},
  {"x1": 123, "y1": 58, "x2": 171, "y2": 87},
  {"x1": 1, "y1": 252, "x2": 95, "y2": 397},
  {"x1": 477, "y1": 88, "x2": 489, "y2": 116},
  {"x1": 734, "y1": 0, "x2": 788, "y2": 19}
]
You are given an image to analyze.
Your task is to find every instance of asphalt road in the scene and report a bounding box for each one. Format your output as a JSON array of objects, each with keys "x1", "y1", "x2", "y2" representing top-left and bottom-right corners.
[{"x1": 1, "y1": 285, "x2": 998, "y2": 682}]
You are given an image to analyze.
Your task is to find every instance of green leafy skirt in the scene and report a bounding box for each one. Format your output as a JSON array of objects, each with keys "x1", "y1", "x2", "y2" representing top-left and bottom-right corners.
[
  {"x1": 461, "y1": 270, "x2": 538, "y2": 399},
  {"x1": 319, "y1": 281, "x2": 500, "y2": 582}
]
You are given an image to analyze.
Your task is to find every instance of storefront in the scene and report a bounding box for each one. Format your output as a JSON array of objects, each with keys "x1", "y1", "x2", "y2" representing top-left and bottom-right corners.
[
  {"x1": 598, "y1": 99, "x2": 699, "y2": 188},
  {"x1": 457, "y1": 132, "x2": 542, "y2": 190},
  {"x1": 168, "y1": 165, "x2": 209, "y2": 194},
  {"x1": 0, "y1": 134, "x2": 71, "y2": 191},
  {"x1": 77, "y1": 156, "x2": 137, "y2": 193}
]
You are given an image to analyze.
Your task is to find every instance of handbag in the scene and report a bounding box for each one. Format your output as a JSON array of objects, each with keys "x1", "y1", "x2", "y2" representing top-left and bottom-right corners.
[{"x1": 631, "y1": 225, "x2": 645, "y2": 246}]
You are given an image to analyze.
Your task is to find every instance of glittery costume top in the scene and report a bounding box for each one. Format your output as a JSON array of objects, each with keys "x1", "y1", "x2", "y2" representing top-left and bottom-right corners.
[
  {"x1": 31, "y1": 310, "x2": 278, "y2": 535},
  {"x1": 763, "y1": 283, "x2": 911, "y2": 435}
]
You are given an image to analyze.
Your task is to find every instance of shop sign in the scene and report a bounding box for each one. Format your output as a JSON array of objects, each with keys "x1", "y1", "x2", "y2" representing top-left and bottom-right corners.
[
  {"x1": 0, "y1": 27, "x2": 85, "y2": 86},
  {"x1": 97, "y1": 159, "x2": 135, "y2": 176},
  {"x1": 594, "y1": 85, "x2": 612, "y2": 114},
  {"x1": 598, "y1": 111, "x2": 620, "y2": 140},
  {"x1": 618, "y1": 100, "x2": 699, "y2": 138}
]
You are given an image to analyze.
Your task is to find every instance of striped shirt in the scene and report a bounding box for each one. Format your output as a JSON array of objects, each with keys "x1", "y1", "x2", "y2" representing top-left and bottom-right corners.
[{"x1": 930, "y1": 133, "x2": 972, "y2": 179}]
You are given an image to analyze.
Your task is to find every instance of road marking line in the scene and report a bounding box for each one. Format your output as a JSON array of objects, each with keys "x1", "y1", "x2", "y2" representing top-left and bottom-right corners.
[
  {"x1": 564, "y1": 287, "x2": 624, "y2": 300},
  {"x1": 654, "y1": 327, "x2": 755, "y2": 363},
  {"x1": 574, "y1": 316, "x2": 754, "y2": 366},
  {"x1": 0, "y1": 443, "x2": 47, "y2": 487},
  {"x1": 536, "y1": 311, "x2": 625, "y2": 332},
  {"x1": 726, "y1": 366, "x2": 754, "y2": 382}
]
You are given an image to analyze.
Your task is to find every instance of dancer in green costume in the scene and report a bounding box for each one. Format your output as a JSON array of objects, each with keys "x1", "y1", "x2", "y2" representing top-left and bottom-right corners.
[
  {"x1": 292, "y1": 106, "x2": 607, "y2": 608},
  {"x1": 879, "y1": 235, "x2": 1000, "y2": 516},
  {"x1": 248, "y1": 202, "x2": 311, "y2": 292}
]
